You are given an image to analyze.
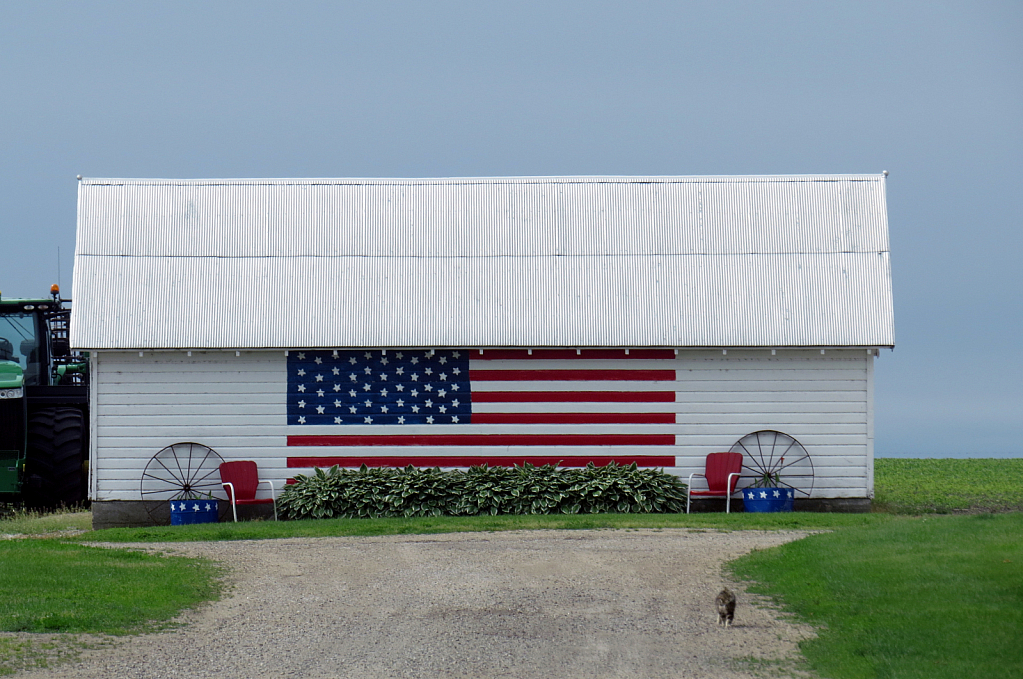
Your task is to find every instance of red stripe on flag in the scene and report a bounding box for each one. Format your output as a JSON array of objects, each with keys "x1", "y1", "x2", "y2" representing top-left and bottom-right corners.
[
  {"x1": 469, "y1": 369, "x2": 675, "y2": 381},
  {"x1": 287, "y1": 455, "x2": 676, "y2": 468},
  {"x1": 473, "y1": 391, "x2": 676, "y2": 403},
  {"x1": 472, "y1": 412, "x2": 674, "y2": 424},
  {"x1": 287, "y1": 434, "x2": 674, "y2": 447},
  {"x1": 478, "y1": 349, "x2": 676, "y2": 361}
]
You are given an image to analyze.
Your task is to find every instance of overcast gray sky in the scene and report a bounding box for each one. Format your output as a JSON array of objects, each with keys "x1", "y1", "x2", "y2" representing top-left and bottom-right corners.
[{"x1": 2, "y1": 1, "x2": 1020, "y2": 457}]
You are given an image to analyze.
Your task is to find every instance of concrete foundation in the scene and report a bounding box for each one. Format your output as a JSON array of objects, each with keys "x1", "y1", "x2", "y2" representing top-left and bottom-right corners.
[
  {"x1": 94, "y1": 496, "x2": 872, "y2": 529},
  {"x1": 686, "y1": 497, "x2": 871, "y2": 513},
  {"x1": 92, "y1": 500, "x2": 277, "y2": 529}
]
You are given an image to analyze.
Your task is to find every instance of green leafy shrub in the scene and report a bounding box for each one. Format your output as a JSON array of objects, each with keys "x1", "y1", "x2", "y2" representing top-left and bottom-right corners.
[{"x1": 278, "y1": 462, "x2": 689, "y2": 520}]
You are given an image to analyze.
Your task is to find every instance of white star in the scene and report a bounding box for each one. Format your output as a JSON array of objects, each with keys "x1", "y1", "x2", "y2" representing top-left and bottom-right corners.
[
  {"x1": 426, "y1": 415, "x2": 434, "y2": 424},
  {"x1": 298, "y1": 415, "x2": 306, "y2": 424},
  {"x1": 333, "y1": 384, "x2": 341, "y2": 392},
  {"x1": 379, "y1": 373, "x2": 387, "y2": 381},
  {"x1": 410, "y1": 373, "x2": 419, "y2": 381},
  {"x1": 334, "y1": 416, "x2": 342, "y2": 424},
  {"x1": 439, "y1": 372, "x2": 447, "y2": 381},
  {"x1": 425, "y1": 399, "x2": 433, "y2": 408},
  {"x1": 334, "y1": 399, "x2": 342, "y2": 407},
  {"x1": 298, "y1": 352, "x2": 306, "y2": 359},
  {"x1": 380, "y1": 405, "x2": 389, "y2": 413},
  {"x1": 772, "y1": 489, "x2": 781, "y2": 497},
  {"x1": 349, "y1": 373, "x2": 357, "y2": 381},
  {"x1": 363, "y1": 366, "x2": 372, "y2": 375},
  {"x1": 452, "y1": 351, "x2": 460, "y2": 358},
  {"x1": 439, "y1": 405, "x2": 447, "y2": 413},
  {"x1": 332, "y1": 367, "x2": 340, "y2": 375},
  {"x1": 395, "y1": 366, "x2": 404, "y2": 375},
  {"x1": 424, "y1": 384, "x2": 433, "y2": 392},
  {"x1": 364, "y1": 399, "x2": 372, "y2": 407},
  {"x1": 410, "y1": 389, "x2": 419, "y2": 398},
  {"x1": 451, "y1": 384, "x2": 460, "y2": 391},
  {"x1": 193, "y1": 503, "x2": 200, "y2": 511},
  {"x1": 398, "y1": 415, "x2": 405, "y2": 424},
  {"x1": 411, "y1": 405, "x2": 420, "y2": 413},
  {"x1": 395, "y1": 384, "x2": 404, "y2": 392},
  {"x1": 451, "y1": 399, "x2": 459, "y2": 407},
  {"x1": 349, "y1": 389, "x2": 357, "y2": 398},
  {"x1": 380, "y1": 357, "x2": 389, "y2": 365},
  {"x1": 297, "y1": 368, "x2": 306, "y2": 376},
  {"x1": 396, "y1": 398, "x2": 405, "y2": 407},
  {"x1": 410, "y1": 356, "x2": 419, "y2": 365},
  {"x1": 298, "y1": 400, "x2": 306, "y2": 408},
  {"x1": 349, "y1": 406, "x2": 357, "y2": 414},
  {"x1": 452, "y1": 367, "x2": 461, "y2": 375},
  {"x1": 363, "y1": 352, "x2": 372, "y2": 360},
  {"x1": 380, "y1": 388, "x2": 388, "y2": 397},
  {"x1": 314, "y1": 356, "x2": 322, "y2": 364},
  {"x1": 451, "y1": 415, "x2": 459, "y2": 423},
  {"x1": 349, "y1": 356, "x2": 357, "y2": 365},
  {"x1": 363, "y1": 383, "x2": 371, "y2": 391},
  {"x1": 315, "y1": 374, "x2": 324, "y2": 382},
  {"x1": 316, "y1": 389, "x2": 324, "y2": 397},
  {"x1": 438, "y1": 356, "x2": 447, "y2": 365},
  {"x1": 759, "y1": 491, "x2": 768, "y2": 499},
  {"x1": 316, "y1": 405, "x2": 325, "y2": 414},
  {"x1": 425, "y1": 367, "x2": 433, "y2": 376},
  {"x1": 364, "y1": 416, "x2": 373, "y2": 424},
  {"x1": 395, "y1": 352, "x2": 404, "y2": 360},
  {"x1": 437, "y1": 389, "x2": 447, "y2": 398},
  {"x1": 297, "y1": 384, "x2": 306, "y2": 392}
]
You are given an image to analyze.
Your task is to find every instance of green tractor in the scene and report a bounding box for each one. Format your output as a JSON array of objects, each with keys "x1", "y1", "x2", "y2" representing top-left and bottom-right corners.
[{"x1": 0, "y1": 285, "x2": 89, "y2": 508}]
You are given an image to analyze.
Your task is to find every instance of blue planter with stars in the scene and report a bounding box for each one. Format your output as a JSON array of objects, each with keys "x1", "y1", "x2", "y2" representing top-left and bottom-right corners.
[
  {"x1": 742, "y1": 487, "x2": 794, "y2": 512},
  {"x1": 170, "y1": 499, "x2": 220, "y2": 525}
]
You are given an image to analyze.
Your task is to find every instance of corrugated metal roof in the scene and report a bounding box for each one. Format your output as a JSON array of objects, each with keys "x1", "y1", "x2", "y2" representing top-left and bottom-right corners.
[{"x1": 71, "y1": 175, "x2": 894, "y2": 350}]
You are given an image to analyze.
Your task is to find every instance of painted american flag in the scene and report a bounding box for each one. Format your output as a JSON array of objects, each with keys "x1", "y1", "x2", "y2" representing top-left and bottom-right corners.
[{"x1": 286, "y1": 348, "x2": 678, "y2": 471}]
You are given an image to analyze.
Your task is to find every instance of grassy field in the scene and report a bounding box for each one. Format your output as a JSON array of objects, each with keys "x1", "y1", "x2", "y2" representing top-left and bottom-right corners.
[
  {"x1": 2, "y1": 457, "x2": 1021, "y2": 676},
  {"x1": 873, "y1": 458, "x2": 1023, "y2": 513}
]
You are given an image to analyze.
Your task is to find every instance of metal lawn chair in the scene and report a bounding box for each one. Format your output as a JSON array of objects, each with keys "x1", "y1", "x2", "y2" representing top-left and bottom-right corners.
[
  {"x1": 686, "y1": 452, "x2": 743, "y2": 513},
  {"x1": 219, "y1": 460, "x2": 277, "y2": 522}
]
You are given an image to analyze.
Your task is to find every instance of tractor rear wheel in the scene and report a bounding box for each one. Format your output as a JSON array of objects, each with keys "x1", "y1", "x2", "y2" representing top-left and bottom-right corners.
[{"x1": 24, "y1": 408, "x2": 86, "y2": 508}]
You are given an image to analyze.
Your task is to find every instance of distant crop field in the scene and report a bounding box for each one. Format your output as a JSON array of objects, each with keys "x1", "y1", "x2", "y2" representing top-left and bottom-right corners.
[{"x1": 874, "y1": 458, "x2": 1023, "y2": 514}]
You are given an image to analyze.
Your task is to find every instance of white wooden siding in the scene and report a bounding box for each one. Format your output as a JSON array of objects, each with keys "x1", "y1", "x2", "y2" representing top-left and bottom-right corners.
[{"x1": 91, "y1": 349, "x2": 871, "y2": 501}]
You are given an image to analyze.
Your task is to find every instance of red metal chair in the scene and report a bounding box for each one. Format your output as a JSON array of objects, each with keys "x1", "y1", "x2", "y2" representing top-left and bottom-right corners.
[
  {"x1": 219, "y1": 460, "x2": 277, "y2": 522},
  {"x1": 686, "y1": 452, "x2": 743, "y2": 514}
]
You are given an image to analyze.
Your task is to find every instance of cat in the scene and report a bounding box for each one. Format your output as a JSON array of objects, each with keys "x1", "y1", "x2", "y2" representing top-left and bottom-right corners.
[{"x1": 716, "y1": 588, "x2": 736, "y2": 627}]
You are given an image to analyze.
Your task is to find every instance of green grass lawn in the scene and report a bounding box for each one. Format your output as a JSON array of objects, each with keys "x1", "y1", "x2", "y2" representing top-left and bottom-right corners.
[
  {"x1": 730, "y1": 512, "x2": 1023, "y2": 679},
  {"x1": 0, "y1": 539, "x2": 221, "y2": 674}
]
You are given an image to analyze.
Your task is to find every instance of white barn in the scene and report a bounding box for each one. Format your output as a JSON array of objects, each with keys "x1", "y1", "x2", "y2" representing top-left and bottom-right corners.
[{"x1": 72, "y1": 175, "x2": 894, "y2": 527}]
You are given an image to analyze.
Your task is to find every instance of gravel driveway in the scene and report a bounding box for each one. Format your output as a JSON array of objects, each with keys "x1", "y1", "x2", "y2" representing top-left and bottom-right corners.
[{"x1": 19, "y1": 529, "x2": 815, "y2": 679}]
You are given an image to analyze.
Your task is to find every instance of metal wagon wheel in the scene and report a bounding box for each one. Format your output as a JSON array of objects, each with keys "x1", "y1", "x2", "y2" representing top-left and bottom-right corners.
[
  {"x1": 141, "y1": 442, "x2": 225, "y2": 523},
  {"x1": 730, "y1": 430, "x2": 815, "y2": 499}
]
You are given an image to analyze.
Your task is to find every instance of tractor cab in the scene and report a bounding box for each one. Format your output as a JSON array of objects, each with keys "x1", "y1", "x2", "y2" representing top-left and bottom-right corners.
[{"x1": 0, "y1": 286, "x2": 88, "y2": 506}]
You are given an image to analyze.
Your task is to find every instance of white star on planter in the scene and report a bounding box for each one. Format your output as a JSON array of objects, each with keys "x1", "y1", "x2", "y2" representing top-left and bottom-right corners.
[
  {"x1": 772, "y1": 490, "x2": 780, "y2": 498},
  {"x1": 759, "y1": 491, "x2": 768, "y2": 499}
]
